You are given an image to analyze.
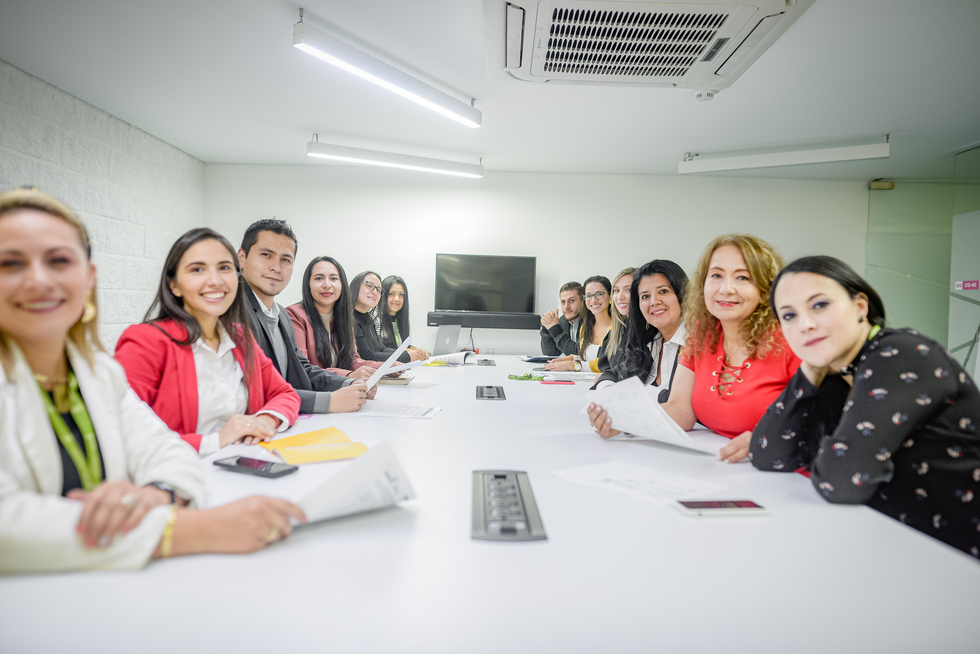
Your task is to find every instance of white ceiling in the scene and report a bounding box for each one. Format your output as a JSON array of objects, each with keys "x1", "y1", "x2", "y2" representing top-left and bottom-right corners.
[{"x1": 1, "y1": 0, "x2": 978, "y2": 180}]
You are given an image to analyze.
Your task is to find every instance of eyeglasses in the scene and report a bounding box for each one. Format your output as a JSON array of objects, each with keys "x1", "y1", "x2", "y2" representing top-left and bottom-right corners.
[
  {"x1": 363, "y1": 281, "x2": 382, "y2": 294},
  {"x1": 584, "y1": 291, "x2": 607, "y2": 301}
]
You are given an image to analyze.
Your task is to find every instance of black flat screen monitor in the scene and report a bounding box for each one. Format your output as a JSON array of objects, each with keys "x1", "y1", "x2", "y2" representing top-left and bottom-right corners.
[{"x1": 434, "y1": 254, "x2": 535, "y2": 313}]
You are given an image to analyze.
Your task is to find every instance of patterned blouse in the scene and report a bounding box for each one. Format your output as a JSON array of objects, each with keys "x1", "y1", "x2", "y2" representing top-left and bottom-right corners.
[{"x1": 750, "y1": 327, "x2": 980, "y2": 558}]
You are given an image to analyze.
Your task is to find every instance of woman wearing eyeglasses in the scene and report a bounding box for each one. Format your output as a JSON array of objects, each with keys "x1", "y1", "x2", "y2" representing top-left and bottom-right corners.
[
  {"x1": 350, "y1": 271, "x2": 426, "y2": 364},
  {"x1": 544, "y1": 275, "x2": 613, "y2": 373},
  {"x1": 0, "y1": 190, "x2": 304, "y2": 574}
]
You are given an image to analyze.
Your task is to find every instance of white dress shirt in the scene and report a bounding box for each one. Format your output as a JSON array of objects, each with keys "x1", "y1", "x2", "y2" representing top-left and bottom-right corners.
[
  {"x1": 647, "y1": 323, "x2": 687, "y2": 394},
  {"x1": 194, "y1": 323, "x2": 286, "y2": 457},
  {"x1": 594, "y1": 323, "x2": 687, "y2": 392}
]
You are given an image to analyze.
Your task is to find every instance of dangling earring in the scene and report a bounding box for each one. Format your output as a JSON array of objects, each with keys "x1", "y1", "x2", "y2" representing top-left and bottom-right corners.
[{"x1": 81, "y1": 292, "x2": 97, "y2": 324}]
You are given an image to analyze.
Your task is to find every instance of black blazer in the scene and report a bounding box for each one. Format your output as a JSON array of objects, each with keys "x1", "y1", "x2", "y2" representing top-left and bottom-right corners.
[
  {"x1": 242, "y1": 280, "x2": 349, "y2": 413},
  {"x1": 354, "y1": 310, "x2": 411, "y2": 363}
]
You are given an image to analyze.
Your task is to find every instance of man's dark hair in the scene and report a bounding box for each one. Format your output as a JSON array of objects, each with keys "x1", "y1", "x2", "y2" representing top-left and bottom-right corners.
[
  {"x1": 559, "y1": 281, "x2": 584, "y2": 299},
  {"x1": 241, "y1": 218, "x2": 298, "y2": 257}
]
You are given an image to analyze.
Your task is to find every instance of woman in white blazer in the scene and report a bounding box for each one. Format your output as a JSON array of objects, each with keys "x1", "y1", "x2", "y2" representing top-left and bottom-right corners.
[{"x1": 0, "y1": 189, "x2": 306, "y2": 574}]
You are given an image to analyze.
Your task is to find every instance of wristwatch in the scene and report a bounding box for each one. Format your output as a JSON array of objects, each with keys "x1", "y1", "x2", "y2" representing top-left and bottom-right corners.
[
  {"x1": 573, "y1": 360, "x2": 582, "y2": 372},
  {"x1": 146, "y1": 481, "x2": 177, "y2": 504}
]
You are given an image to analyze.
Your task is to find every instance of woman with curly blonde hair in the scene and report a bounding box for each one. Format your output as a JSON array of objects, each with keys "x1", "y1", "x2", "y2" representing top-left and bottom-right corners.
[{"x1": 589, "y1": 234, "x2": 800, "y2": 464}]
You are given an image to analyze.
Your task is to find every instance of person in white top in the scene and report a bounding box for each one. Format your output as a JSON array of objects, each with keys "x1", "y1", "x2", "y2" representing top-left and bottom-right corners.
[
  {"x1": 0, "y1": 189, "x2": 305, "y2": 574},
  {"x1": 590, "y1": 259, "x2": 689, "y2": 399}
]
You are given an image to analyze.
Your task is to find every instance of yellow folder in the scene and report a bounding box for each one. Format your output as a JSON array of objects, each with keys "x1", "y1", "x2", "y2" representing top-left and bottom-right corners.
[{"x1": 259, "y1": 427, "x2": 368, "y2": 465}]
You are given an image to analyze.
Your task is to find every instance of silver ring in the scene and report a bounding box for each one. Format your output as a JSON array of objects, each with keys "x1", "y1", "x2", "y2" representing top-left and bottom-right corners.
[{"x1": 120, "y1": 493, "x2": 136, "y2": 510}]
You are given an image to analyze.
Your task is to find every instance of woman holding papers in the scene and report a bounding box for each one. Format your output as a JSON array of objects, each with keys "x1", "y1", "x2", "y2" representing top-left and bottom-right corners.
[
  {"x1": 0, "y1": 190, "x2": 304, "y2": 574},
  {"x1": 544, "y1": 275, "x2": 612, "y2": 373},
  {"x1": 286, "y1": 256, "x2": 381, "y2": 378},
  {"x1": 381, "y1": 275, "x2": 430, "y2": 360},
  {"x1": 589, "y1": 235, "x2": 800, "y2": 464},
  {"x1": 751, "y1": 256, "x2": 980, "y2": 557},
  {"x1": 593, "y1": 260, "x2": 688, "y2": 395},
  {"x1": 116, "y1": 228, "x2": 300, "y2": 458},
  {"x1": 351, "y1": 271, "x2": 426, "y2": 364}
]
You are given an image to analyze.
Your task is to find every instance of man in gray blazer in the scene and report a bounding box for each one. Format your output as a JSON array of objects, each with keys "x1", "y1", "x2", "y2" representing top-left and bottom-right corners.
[
  {"x1": 539, "y1": 281, "x2": 584, "y2": 357},
  {"x1": 238, "y1": 219, "x2": 372, "y2": 414}
]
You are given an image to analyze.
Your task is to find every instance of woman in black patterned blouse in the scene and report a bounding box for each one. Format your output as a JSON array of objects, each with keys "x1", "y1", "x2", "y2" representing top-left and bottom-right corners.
[{"x1": 750, "y1": 256, "x2": 980, "y2": 558}]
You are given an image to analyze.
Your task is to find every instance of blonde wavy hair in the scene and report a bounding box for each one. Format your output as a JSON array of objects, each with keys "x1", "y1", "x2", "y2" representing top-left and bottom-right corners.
[
  {"x1": 682, "y1": 234, "x2": 784, "y2": 360},
  {"x1": 605, "y1": 266, "x2": 636, "y2": 358},
  {"x1": 0, "y1": 188, "x2": 103, "y2": 375}
]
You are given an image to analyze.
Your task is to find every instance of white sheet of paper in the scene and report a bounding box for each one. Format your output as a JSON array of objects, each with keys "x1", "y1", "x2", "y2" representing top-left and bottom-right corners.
[
  {"x1": 297, "y1": 440, "x2": 416, "y2": 523},
  {"x1": 366, "y1": 336, "x2": 412, "y2": 389},
  {"x1": 356, "y1": 401, "x2": 441, "y2": 419},
  {"x1": 553, "y1": 460, "x2": 727, "y2": 506},
  {"x1": 543, "y1": 371, "x2": 600, "y2": 382},
  {"x1": 385, "y1": 359, "x2": 428, "y2": 375},
  {"x1": 586, "y1": 377, "x2": 715, "y2": 453},
  {"x1": 427, "y1": 351, "x2": 473, "y2": 365}
]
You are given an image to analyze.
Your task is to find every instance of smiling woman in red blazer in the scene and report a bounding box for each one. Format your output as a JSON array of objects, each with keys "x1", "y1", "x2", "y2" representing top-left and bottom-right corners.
[{"x1": 115, "y1": 228, "x2": 299, "y2": 457}]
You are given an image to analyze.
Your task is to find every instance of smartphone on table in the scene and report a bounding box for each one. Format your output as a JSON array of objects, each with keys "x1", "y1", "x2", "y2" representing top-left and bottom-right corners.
[
  {"x1": 213, "y1": 456, "x2": 298, "y2": 479},
  {"x1": 676, "y1": 500, "x2": 768, "y2": 516}
]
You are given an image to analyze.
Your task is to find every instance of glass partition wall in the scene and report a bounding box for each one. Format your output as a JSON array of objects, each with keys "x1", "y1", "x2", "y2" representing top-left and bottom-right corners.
[{"x1": 947, "y1": 146, "x2": 980, "y2": 378}]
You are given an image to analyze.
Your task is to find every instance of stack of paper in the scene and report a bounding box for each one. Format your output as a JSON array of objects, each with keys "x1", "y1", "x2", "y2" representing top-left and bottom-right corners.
[
  {"x1": 259, "y1": 427, "x2": 367, "y2": 465},
  {"x1": 585, "y1": 377, "x2": 723, "y2": 454},
  {"x1": 424, "y1": 351, "x2": 474, "y2": 366},
  {"x1": 298, "y1": 440, "x2": 416, "y2": 524}
]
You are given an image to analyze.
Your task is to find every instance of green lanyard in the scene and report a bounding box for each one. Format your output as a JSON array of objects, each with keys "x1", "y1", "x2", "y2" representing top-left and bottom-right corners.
[
  {"x1": 868, "y1": 324, "x2": 881, "y2": 340},
  {"x1": 38, "y1": 372, "x2": 103, "y2": 491},
  {"x1": 392, "y1": 319, "x2": 401, "y2": 346}
]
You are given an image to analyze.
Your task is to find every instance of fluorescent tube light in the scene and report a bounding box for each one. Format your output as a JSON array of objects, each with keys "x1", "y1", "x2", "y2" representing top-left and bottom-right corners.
[
  {"x1": 678, "y1": 142, "x2": 890, "y2": 174},
  {"x1": 307, "y1": 142, "x2": 484, "y2": 178},
  {"x1": 293, "y1": 22, "x2": 482, "y2": 129}
]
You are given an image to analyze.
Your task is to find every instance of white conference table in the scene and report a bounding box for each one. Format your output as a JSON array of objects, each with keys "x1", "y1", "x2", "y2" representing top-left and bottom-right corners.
[{"x1": 2, "y1": 356, "x2": 978, "y2": 653}]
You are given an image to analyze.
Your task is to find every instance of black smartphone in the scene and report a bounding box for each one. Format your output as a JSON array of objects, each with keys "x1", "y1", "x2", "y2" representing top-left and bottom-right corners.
[{"x1": 213, "y1": 456, "x2": 298, "y2": 479}]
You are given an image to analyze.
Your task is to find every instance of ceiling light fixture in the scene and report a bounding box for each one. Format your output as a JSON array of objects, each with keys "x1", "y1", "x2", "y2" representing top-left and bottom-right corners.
[
  {"x1": 293, "y1": 11, "x2": 481, "y2": 129},
  {"x1": 678, "y1": 136, "x2": 891, "y2": 174},
  {"x1": 307, "y1": 141, "x2": 484, "y2": 178}
]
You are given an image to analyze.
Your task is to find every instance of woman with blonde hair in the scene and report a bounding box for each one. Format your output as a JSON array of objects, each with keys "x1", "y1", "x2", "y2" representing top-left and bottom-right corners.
[
  {"x1": 589, "y1": 267, "x2": 635, "y2": 378},
  {"x1": 588, "y1": 235, "x2": 801, "y2": 463},
  {"x1": 0, "y1": 189, "x2": 304, "y2": 574}
]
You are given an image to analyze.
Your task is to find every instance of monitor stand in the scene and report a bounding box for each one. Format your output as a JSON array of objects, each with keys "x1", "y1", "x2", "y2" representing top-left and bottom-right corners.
[{"x1": 432, "y1": 324, "x2": 461, "y2": 355}]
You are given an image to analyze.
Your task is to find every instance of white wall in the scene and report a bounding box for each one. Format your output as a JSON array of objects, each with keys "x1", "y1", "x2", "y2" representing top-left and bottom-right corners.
[
  {"x1": 205, "y1": 164, "x2": 869, "y2": 354},
  {"x1": 0, "y1": 59, "x2": 204, "y2": 349}
]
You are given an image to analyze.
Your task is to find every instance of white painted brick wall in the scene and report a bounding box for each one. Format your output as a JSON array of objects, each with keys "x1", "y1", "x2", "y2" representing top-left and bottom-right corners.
[{"x1": 0, "y1": 58, "x2": 204, "y2": 350}]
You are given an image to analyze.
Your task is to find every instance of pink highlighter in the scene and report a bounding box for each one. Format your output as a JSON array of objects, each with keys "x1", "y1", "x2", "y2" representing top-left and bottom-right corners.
[{"x1": 540, "y1": 380, "x2": 575, "y2": 385}]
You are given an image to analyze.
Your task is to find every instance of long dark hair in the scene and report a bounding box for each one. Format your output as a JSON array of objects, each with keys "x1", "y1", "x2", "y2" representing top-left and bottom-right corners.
[
  {"x1": 579, "y1": 275, "x2": 612, "y2": 358},
  {"x1": 349, "y1": 270, "x2": 384, "y2": 341},
  {"x1": 616, "y1": 260, "x2": 689, "y2": 384},
  {"x1": 771, "y1": 256, "x2": 886, "y2": 327},
  {"x1": 144, "y1": 227, "x2": 256, "y2": 382},
  {"x1": 379, "y1": 275, "x2": 410, "y2": 348},
  {"x1": 301, "y1": 256, "x2": 356, "y2": 370}
]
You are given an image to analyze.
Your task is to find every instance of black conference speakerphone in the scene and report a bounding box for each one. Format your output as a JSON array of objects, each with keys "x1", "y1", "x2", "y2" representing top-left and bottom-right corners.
[
  {"x1": 476, "y1": 386, "x2": 506, "y2": 400},
  {"x1": 472, "y1": 471, "x2": 547, "y2": 542},
  {"x1": 477, "y1": 359, "x2": 496, "y2": 366}
]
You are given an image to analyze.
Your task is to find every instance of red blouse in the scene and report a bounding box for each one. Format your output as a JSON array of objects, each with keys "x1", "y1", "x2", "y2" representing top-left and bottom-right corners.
[{"x1": 679, "y1": 326, "x2": 801, "y2": 439}]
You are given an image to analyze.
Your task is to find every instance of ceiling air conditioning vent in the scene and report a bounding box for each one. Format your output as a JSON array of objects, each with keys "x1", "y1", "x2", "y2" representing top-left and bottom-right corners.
[{"x1": 484, "y1": 0, "x2": 815, "y2": 97}]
